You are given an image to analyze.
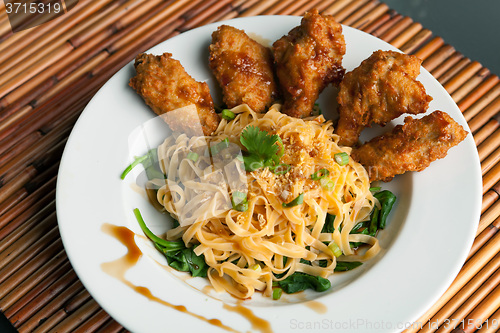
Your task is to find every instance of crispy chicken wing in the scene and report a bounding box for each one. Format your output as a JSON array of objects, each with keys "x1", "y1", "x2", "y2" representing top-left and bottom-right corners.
[
  {"x1": 129, "y1": 52, "x2": 220, "y2": 136},
  {"x1": 272, "y1": 9, "x2": 346, "y2": 118},
  {"x1": 351, "y1": 111, "x2": 468, "y2": 182},
  {"x1": 335, "y1": 50, "x2": 433, "y2": 147},
  {"x1": 209, "y1": 25, "x2": 279, "y2": 113}
]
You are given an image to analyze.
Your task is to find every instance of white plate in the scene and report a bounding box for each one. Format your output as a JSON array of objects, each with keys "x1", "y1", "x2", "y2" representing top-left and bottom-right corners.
[{"x1": 56, "y1": 15, "x2": 482, "y2": 333}]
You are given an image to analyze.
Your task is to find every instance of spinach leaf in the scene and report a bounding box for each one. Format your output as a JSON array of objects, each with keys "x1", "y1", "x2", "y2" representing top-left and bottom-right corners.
[
  {"x1": 322, "y1": 213, "x2": 335, "y2": 233},
  {"x1": 373, "y1": 190, "x2": 396, "y2": 229},
  {"x1": 162, "y1": 246, "x2": 208, "y2": 277},
  {"x1": 334, "y1": 261, "x2": 363, "y2": 272},
  {"x1": 278, "y1": 272, "x2": 331, "y2": 294}
]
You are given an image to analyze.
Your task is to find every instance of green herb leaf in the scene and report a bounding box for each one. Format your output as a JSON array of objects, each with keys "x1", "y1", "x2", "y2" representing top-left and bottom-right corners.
[
  {"x1": 374, "y1": 190, "x2": 396, "y2": 229},
  {"x1": 278, "y1": 272, "x2": 331, "y2": 293},
  {"x1": 282, "y1": 193, "x2": 304, "y2": 208},
  {"x1": 240, "y1": 126, "x2": 284, "y2": 172},
  {"x1": 334, "y1": 261, "x2": 363, "y2": 272}
]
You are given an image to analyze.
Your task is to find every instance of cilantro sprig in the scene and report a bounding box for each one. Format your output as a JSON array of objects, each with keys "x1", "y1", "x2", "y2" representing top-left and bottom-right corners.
[{"x1": 239, "y1": 126, "x2": 286, "y2": 172}]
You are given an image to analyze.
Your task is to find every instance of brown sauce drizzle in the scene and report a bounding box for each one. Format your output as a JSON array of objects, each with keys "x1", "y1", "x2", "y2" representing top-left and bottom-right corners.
[
  {"x1": 223, "y1": 303, "x2": 273, "y2": 333},
  {"x1": 304, "y1": 300, "x2": 327, "y2": 314},
  {"x1": 100, "y1": 223, "x2": 239, "y2": 333}
]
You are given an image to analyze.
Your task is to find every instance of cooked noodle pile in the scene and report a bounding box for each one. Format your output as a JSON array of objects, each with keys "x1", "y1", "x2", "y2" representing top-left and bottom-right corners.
[{"x1": 150, "y1": 104, "x2": 380, "y2": 298}]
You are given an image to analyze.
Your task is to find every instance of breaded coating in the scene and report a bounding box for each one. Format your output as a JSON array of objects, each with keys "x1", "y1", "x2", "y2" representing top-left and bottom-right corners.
[
  {"x1": 129, "y1": 52, "x2": 220, "y2": 136},
  {"x1": 351, "y1": 111, "x2": 468, "y2": 182},
  {"x1": 335, "y1": 50, "x2": 433, "y2": 147},
  {"x1": 272, "y1": 9, "x2": 346, "y2": 118},
  {"x1": 209, "y1": 25, "x2": 279, "y2": 113}
]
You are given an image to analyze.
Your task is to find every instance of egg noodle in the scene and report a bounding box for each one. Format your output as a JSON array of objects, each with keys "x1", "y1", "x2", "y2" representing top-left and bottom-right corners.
[{"x1": 149, "y1": 104, "x2": 380, "y2": 299}]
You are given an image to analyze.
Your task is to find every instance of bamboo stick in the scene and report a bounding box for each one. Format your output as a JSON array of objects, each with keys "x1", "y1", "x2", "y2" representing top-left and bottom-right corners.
[
  {"x1": 443, "y1": 61, "x2": 483, "y2": 96},
  {"x1": 39, "y1": 298, "x2": 101, "y2": 333},
  {"x1": 332, "y1": 0, "x2": 369, "y2": 23},
  {"x1": 451, "y1": 68, "x2": 491, "y2": 104},
  {"x1": 286, "y1": 0, "x2": 326, "y2": 16},
  {"x1": 17, "y1": 280, "x2": 85, "y2": 332},
  {"x1": 0, "y1": 131, "x2": 42, "y2": 168},
  {"x1": 68, "y1": 0, "x2": 143, "y2": 48},
  {"x1": 0, "y1": 187, "x2": 27, "y2": 219},
  {"x1": 169, "y1": 0, "x2": 230, "y2": 32},
  {"x1": 388, "y1": 22, "x2": 423, "y2": 50},
  {"x1": 0, "y1": 174, "x2": 55, "y2": 231},
  {"x1": 431, "y1": 52, "x2": 464, "y2": 80},
  {"x1": 468, "y1": 95, "x2": 500, "y2": 133},
  {"x1": 101, "y1": 0, "x2": 192, "y2": 53},
  {"x1": 422, "y1": 44, "x2": 456, "y2": 73},
  {"x1": 468, "y1": 220, "x2": 499, "y2": 260},
  {"x1": 477, "y1": 128, "x2": 500, "y2": 161},
  {"x1": 72, "y1": 309, "x2": 112, "y2": 333},
  {"x1": 234, "y1": 0, "x2": 279, "y2": 17},
  {"x1": 0, "y1": 240, "x2": 64, "y2": 303},
  {"x1": 436, "y1": 269, "x2": 500, "y2": 333},
  {"x1": 322, "y1": 0, "x2": 356, "y2": 18},
  {"x1": 351, "y1": 3, "x2": 389, "y2": 31},
  {"x1": 0, "y1": 0, "x2": 115, "y2": 90},
  {"x1": 0, "y1": 199, "x2": 56, "y2": 253},
  {"x1": 0, "y1": 166, "x2": 37, "y2": 206},
  {"x1": 412, "y1": 36, "x2": 444, "y2": 62},
  {"x1": 32, "y1": 290, "x2": 94, "y2": 333},
  {"x1": 473, "y1": 119, "x2": 499, "y2": 147},
  {"x1": 370, "y1": 12, "x2": 403, "y2": 37},
  {"x1": 399, "y1": 28, "x2": 432, "y2": 55},
  {"x1": 475, "y1": 307, "x2": 500, "y2": 332},
  {"x1": 113, "y1": 0, "x2": 170, "y2": 32},
  {"x1": 481, "y1": 146, "x2": 500, "y2": 175},
  {"x1": 377, "y1": 16, "x2": 412, "y2": 42},
  {"x1": 438, "y1": 57, "x2": 472, "y2": 86},
  {"x1": 95, "y1": 318, "x2": 124, "y2": 333},
  {"x1": 341, "y1": 0, "x2": 379, "y2": 27},
  {"x1": 459, "y1": 285, "x2": 500, "y2": 333},
  {"x1": 4, "y1": 262, "x2": 75, "y2": 322},
  {"x1": 475, "y1": 199, "x2": 500, "y2": 236},
  {"x1": 0, "y1": 224, "x2": 59, "y2": 287},
  {"x1": 261, "y1": 1, "x2": 300, "y2": 15},
  {"x1": 458, "y1": 76, "x2": 500, "y2": 113},
  {"x1": 483, "y1": 160, "x2": 500, "y2": 196},
  {"x1": 421, "y1": 256, "x2": 500, "y2": 333},
  {"x1": 463, "y1": 82, "x2": 500, "y2": 122},
  {"x1": 1, "y1": 255, "x2": 72, "y2": 314},
  {"x1": 482, "y1": 191, "x2": 498, "y2": 215},
  {"x1": 361, "y1": 11, "x2": 392, "y2": 34},
  {"x1": 404, "y1": 235, "x2": 500, "y2": 333}
]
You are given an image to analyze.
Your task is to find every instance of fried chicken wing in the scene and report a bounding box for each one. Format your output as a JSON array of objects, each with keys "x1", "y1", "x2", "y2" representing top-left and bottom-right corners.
[
  {"x1": 209, "y1": 25, "x2": 279, "y2": 113},
  {"x1": 335, "y1": 50, "x2": 433, "y2": 147},
  {"x1": 272, "y1": 9, "x2": 346, "y2": 118},
  {"x1": 129, "y1": 52, "x2": 220, "y2": 136},
  {"x1": 351, "y1": 111, "x2": 468, "y2": 182}
]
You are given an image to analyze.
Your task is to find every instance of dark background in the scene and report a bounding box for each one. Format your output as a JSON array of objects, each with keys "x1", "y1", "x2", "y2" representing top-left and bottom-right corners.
[{"x1": 0, "y1": 0, "x2": 499, "y2": 332}]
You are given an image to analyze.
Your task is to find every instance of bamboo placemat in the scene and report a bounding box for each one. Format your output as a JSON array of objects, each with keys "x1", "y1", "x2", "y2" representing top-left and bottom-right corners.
[{"x1": 0, "y1": 0, "x2": 498, "y2": 332}]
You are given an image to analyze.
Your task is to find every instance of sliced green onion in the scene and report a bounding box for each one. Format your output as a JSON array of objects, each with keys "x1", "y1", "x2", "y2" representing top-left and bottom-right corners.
[
  {"x1": 311, "y1": 168, "x2": 330, "y2": 180},
  {"x1": 334, "y1": 152, "x2": 349, "y2": 166},
  {"x1": 328, "y1": 242, "x2": 342, "y2": 257},
  {"x1": 270, "y1": 163, "x2": 291, "y2": 175},
  {"x1": 369, "y1": 186, "x2": 381, "y2": 192},
  {"x1": 250, "y1": 264, "x2": 261, "y2": 272},
  {"x1": 221, "y1": 109, "x2": 236, "y2": 120},
  {"x1": 133, "y1": 208, "x2": 184, "y2": 251},
  {"x1": 272, "y1": 287, "x2": 283, "y2": 300},
  {"x1": 232, "y1": 191, "x2": 248, "y2": 212},
  {"x1": 186, "y1": 151, "x2": 199, "y2": 162},
  {"x1": 120, "y1": 155, "x2": 149, "y2": 179},
  {"x1": 320, "y1": 178, "x2": 335, "y2": 191},
  {"x1": 282, "y1": 193, "x2": 304, "y2": 208}
]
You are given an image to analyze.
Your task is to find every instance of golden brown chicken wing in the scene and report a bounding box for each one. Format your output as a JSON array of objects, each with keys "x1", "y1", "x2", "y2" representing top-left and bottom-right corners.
[
  {"x1": 351, "y1": 111, "x2": 468, "y2": 182},
  {"x1": 335, "y1": 50, "x2": 433, "y2": 147},
  {"x1": 272, "y1": 9, "x2": 346, "y2": 118},
  {"x1": 129, "y1": 52, "x2": 220, "y2": 136},
  {"x1": 209, "y1": 25, "x2": 279, "y2": 113}
]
